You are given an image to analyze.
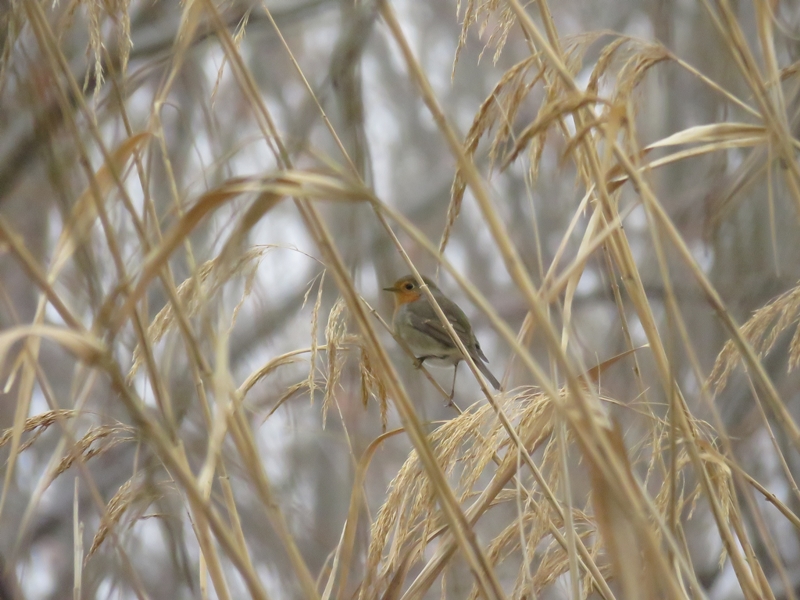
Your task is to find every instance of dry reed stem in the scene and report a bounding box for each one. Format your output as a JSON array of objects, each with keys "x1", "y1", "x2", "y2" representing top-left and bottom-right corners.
[
  {"x1": 322, "y1": 298, "x2": 348, "y2": 426},
  {"x1": 710, "y1": 281, "x2": 800, "y2": 391},
  {"x1": 128, "y1": 245, "x2": 275, "y2": 381},
  {"x1": 8, "y1": 9, "x2": 197, "y2": 580},
  {"x1": 365, "y1": 193, "x2": 661, "y2": 598},
  {"x1": 387, "y1": 2, "x2": 798, "y2": 599},
  {"x1": 606, "y1": 100, "x2": 777, "y2": 600},
  {"x1": 4, "y1": 0, "x2": 800, "y2": 597},
  {"x1": 308, "y1": 272, "x2": 325, "y2": 412},
  {"x1": 0, "y1": 410, "x2": 77, "y2": 451},
  {"x1": 198, "y1": 0, "x2": 512, "y2": 595},
  {"x1": 381, "y1": 6, "x2": 708, "y2": 597},
  {"x1": 86, "y1": 479, "x2": 136, "y2": 560},
  {"x1": 506, "y1": 5, "x2": 796, "y2": 598},
  {"x1": 0, "y1": 57, "x2": 278, "y2": 597},
  {"x1": 381, "y1": 393, "x2": 548, "y2": 596}
]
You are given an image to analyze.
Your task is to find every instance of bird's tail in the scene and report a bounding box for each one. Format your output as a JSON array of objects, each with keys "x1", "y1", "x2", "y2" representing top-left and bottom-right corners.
[{"x1": 476, "y1": 359, "x2": 501, "y2": 391}]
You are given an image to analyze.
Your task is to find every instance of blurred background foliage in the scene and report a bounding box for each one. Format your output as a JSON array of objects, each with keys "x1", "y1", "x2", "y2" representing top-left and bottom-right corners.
[{"x1": 1, "y1": 0, "x2": 800, "y2": 598}]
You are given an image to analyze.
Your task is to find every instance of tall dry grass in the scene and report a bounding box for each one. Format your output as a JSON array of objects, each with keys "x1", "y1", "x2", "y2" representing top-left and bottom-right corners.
[{"x1": 0, "y1": 0, "x2": 799, "y2": 598}]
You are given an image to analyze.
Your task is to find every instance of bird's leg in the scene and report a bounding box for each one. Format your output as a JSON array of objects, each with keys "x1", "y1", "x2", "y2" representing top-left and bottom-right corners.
[
  {"x1": 413, "y1": 356, "x2": 427, "y2": 369},
  {"x1": 446, "y1": 362, "x2": 459, "y2": 406}
]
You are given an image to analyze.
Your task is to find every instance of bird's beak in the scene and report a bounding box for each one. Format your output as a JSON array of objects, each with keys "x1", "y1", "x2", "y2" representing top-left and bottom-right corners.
[{"x1": 383, "y1": 285, "x2": 398, "y2": 292}]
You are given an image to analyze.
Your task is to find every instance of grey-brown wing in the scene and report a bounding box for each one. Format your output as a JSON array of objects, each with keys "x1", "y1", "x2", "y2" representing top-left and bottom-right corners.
[
  {"x1": 404, "y1": 308, "x2": 461, "y2": 349},
  {"x1": 435, "y1": 296, "x2": 490, "y2": 363},
  {"x1": 408, "y1": 296, "x2": 486, "y2": 359},
  {"x1": 408, "y1": 296, "x2": 500, "y2": 389}
]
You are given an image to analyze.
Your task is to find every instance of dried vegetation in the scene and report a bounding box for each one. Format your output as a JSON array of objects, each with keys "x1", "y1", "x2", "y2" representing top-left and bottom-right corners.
[{"x1": 0, "y1": 0, "x2": 799, "y2": 598}]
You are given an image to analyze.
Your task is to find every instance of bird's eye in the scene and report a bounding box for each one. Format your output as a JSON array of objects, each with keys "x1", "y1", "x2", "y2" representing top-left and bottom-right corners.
[{"x1": 403, "y1": 282, "x2": 414, "y2": 290}]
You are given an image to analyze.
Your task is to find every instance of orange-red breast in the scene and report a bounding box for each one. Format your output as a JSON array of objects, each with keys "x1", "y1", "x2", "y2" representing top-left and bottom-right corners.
[{"x1": 383, "y1": 274, "x2": 501, "y2": 398}]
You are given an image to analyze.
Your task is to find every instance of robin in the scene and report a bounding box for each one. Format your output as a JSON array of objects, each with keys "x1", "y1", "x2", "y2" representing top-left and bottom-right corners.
[{"x1": 383, "y1": 274, "x2": 501, "y2": 400}]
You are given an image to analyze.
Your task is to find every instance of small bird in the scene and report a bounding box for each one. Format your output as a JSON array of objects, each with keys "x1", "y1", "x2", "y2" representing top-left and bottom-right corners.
[{"x1": 383, "y1": 274, "x2": 501, "y2": 400}]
